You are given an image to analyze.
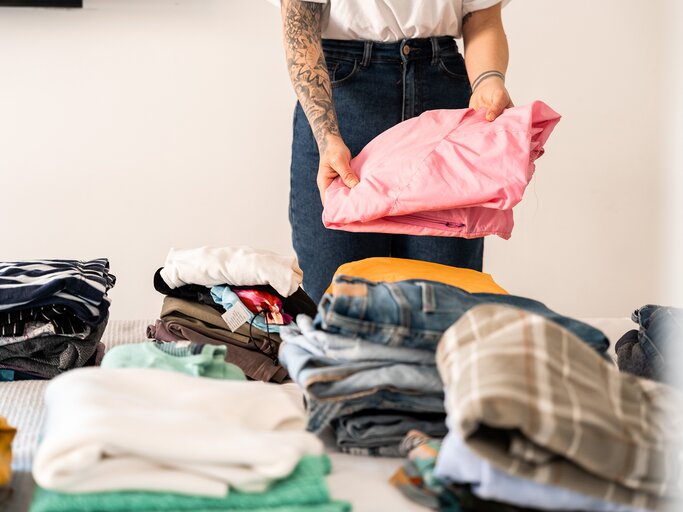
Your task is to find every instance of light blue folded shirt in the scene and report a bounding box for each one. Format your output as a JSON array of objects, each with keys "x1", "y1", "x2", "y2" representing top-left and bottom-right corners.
[{"x1": 434, "y1": 432, "x2": 651, "y2": 512}]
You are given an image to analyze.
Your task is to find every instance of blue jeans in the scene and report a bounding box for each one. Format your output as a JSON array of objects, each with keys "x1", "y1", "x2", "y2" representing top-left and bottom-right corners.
[
  {"x1": 290, "y1": 37, "x2": 484, "y2": 304},
  {"x1": 279, "y1": 314, "x2": 436, "y2": 389},
  {"x1": 307, "y1": 389, "x2": 446, "y2": 434},
  {"x1": 631, "y1": 305, "x2": 683, "y2": 379},
  {"x1": 280, "y1": 318, "x2": 443, "y2": 405},
  {"x1": 334, "y1": 413, "x2": 448, "y2": 457},
  {"x1": 317, "y1": 276, "x2": 610, "y2": 354}
]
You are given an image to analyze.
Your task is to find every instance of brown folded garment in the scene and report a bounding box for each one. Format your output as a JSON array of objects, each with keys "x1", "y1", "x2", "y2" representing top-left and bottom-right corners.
[{"x1": 150, "y1": 297, "x2": 288, "y2": 383}]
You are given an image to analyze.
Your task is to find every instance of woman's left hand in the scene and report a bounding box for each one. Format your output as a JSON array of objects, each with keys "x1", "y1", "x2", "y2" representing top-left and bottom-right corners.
[{"x1": 469, "y1": 77, "x2": 513, "y2": 122}]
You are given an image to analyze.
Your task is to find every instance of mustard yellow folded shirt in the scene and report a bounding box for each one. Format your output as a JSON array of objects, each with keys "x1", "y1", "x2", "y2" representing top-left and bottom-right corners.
[
  {"x1": 326, "y1": 257, "x2": 508, "y2": 295},
  {"x1": 1, "y1": 416, "x2": 16, "y2": 487}
]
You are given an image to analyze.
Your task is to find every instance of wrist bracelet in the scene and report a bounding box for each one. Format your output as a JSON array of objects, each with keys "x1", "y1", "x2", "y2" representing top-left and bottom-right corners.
[{"x1": 471, "y1": 70, "x2": 505, "y2": 92}]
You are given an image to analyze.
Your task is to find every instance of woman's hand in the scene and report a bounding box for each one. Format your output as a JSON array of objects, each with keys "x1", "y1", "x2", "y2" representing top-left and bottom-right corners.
[
  {"x1": 317, "y1": 135, "x2": 359, "y2": 205},
  {"x1": 469, "y1": 76, "x2": 513, "y2": 122}
]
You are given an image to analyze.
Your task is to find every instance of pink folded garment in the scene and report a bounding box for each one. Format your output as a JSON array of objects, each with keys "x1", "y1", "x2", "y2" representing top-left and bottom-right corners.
[{"x1": 322, "y1": 101, "x2": 561, "y2": 239}]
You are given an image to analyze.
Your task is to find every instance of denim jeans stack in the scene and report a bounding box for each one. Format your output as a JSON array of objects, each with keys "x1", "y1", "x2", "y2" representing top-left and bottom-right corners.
[{"x1": 279, "y1": 275, "x2": 611, "y2": 457}]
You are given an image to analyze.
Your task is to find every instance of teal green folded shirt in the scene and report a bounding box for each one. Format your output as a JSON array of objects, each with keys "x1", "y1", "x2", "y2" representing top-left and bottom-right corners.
[
  {"x1": 101, "y1": 342, "x2": 246, "y2": 381},
  {"x1": 30, "y1": 455, "x2": 351, "y2": 512}
]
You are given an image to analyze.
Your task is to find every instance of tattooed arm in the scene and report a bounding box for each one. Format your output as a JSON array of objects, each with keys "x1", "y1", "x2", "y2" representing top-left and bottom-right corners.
[
  {"x1": 281, "y1": 0, "x2": 359, "y2": 204},
  {"x1": 462, "y1": 3, "x2": 512, "y2": 121}
]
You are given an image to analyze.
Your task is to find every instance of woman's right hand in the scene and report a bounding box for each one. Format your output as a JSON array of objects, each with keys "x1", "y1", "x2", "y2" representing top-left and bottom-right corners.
[{"x1": 317, "y1": 135, "x2": 359, "y2": 205}]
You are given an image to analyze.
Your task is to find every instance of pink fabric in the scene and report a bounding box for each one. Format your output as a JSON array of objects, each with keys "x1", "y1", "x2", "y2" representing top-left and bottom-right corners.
[
  {"x1": 322, "y1": 101, "x2": 561, "y2": 239},
  {"x1": 233, "y1": 288, "x2": 293, "y2": 326}
]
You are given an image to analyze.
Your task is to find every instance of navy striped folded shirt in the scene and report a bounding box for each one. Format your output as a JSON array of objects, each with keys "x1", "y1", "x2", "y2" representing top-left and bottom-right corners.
[{"x1": 0, "y1": 259, "x2": 115, "y2": 326}]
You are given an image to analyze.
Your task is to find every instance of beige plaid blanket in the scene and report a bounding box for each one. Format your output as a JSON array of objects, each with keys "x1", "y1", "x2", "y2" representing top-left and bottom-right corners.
[{"x1": 437, "y1": 304, "x2": 682, "y2": 511}]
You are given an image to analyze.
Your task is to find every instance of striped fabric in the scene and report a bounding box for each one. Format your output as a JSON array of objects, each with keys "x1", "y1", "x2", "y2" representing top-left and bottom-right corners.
[
  {"x1": 437, "y1": 304, "x2": 682, "y2": 511},
  {"x1": 0, "y1": 259, "x2": 115, "y2": 326},
  {"x1": 0, "y1": 305, "x2": 88, "y2": 338}
]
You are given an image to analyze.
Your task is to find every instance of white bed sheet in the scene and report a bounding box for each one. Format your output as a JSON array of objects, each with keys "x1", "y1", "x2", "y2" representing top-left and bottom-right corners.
[{"x1": 0, "y1": 316, "x2": 635, "y2": 512}]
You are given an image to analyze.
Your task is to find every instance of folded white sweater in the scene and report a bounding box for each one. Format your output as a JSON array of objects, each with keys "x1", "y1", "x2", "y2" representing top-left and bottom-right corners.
[
  {"x1": 32, "y1": 368, "x2": 322, "y2": 496},
  {"x1": 160, "y1": 246, "x2": 303, "y2": 297}
]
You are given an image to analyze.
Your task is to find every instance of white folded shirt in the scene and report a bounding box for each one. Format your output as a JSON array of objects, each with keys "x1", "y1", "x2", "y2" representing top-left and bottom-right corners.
[
  {"x1": 32, "y1": 368, "x2": 322, "y2": 496},
  {"x1": 159, "y1": 246, "x2": 304, "y2": 297}
]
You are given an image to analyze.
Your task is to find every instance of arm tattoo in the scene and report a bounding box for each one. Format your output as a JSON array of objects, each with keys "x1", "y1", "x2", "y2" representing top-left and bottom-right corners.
[
  {"x1": 462, "y1": 12, "x2": 473, "y2": 25},
  {"x1": 282, "y1": 0, "x2": 340, "y2": 152}
]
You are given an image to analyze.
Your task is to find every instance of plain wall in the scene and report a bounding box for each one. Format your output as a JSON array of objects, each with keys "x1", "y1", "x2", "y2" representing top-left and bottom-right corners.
[{"x1": 0, "y1": 0, "x2": 668, "y2": 320}]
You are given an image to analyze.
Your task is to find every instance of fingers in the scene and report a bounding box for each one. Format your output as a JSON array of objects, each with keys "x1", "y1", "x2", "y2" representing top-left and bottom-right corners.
[
  {"x1": 333, "y1": 157, "x2": 359, "y2": 189},
  {"x1": 470, "y1": 82, "x2": 513, "y2": 121},
  {"x1": 316, "y1": 162, "x2": 359, "y2": 206},
  {"x1": 485, "y1": 89, "x2": 508, "y2": 122},
  {"x1": 317, "y1": 170, "x2": 335, "y2": 206}
]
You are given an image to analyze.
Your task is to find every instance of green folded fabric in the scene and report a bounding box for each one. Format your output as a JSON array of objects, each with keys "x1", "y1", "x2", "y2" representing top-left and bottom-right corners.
[
  {"x1": 101, "y1": 342, "x2": 246, "y2": 381},
  {"x1": 30, "y1": 455, "x2": 351, "y2": 512}
]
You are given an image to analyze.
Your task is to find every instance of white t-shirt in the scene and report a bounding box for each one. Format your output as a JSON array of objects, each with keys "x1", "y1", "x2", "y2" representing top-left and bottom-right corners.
[{"x1": 268, "y1": 0, "x2": 509, "y2": 42}]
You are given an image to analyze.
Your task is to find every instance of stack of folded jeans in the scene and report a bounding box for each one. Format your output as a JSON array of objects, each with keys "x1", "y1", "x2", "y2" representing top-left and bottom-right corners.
[
  {"x1": 148, "y1": 246, "x2": 317, "y2": 382},
  {"x1": 433, "y1": 304, "x2": 680, "y2": 512},
  {"x1": 0, "y1": 258, "x2": 114, "y2": 380},
  {"x1": 29, "y1": 367, "x2": 350, "y2": 512},
  {"x1": 615, "y1": 304, "x2": 683, "y2": 383},
  {"x1": 280, "y1": 314, "x2": 446, "y2": 456},
  {"x1": 280, "y1": 274, "x2": 610, "y2": 457}
]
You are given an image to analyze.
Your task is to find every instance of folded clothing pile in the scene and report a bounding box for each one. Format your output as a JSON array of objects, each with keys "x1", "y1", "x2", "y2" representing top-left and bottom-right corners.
[
  {"x1": 615, "y1": 304, "x2": 683, "y2": 383},
  {"x1": 30, "y1": 367, "x2": 350, "y2": 512},
  {"x1": 149, "y1": 246, "x2": 317, "y2": 382},
  {"x1": 279, "y1": 257, "x2": 611, "y2": 457},
  {"x1": 430, "y1": 304, "x2": 681, "y2": 512},
  {"x1": 0, "y1": 258, "x2": 114, "y2": 380},
  {"x1": 1, "y1": 417, "x2": 15, "y2": 506}
]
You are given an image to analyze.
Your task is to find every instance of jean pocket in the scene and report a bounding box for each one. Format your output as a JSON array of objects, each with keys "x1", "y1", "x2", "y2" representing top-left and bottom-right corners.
[
  {"x1": 437, "y1": 56, "x2": 468, "y2": 81},
  {"x1": 327, "y1": 58, "x2": 360, "y2": 87}
]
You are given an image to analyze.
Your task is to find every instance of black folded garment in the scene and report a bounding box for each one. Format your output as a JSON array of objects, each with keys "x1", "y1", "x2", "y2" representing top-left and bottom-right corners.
[
  {"x1": 615, "y1": 329, "x2": 652, "y2": 380},
  {"x1": 0, "y1": 315, "x2": 108, "y2": 379},
  {"x1": 153, "y1": 267, "x2": 317, "y2": 317},
  {"x1": 0, "y1": 304, "x2": 88, "y2": 337}
]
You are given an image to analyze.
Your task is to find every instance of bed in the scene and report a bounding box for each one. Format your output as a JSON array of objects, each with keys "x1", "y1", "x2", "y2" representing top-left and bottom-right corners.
[{"x1": 1, "y1": 317, "x2": 634, "y2": 512}]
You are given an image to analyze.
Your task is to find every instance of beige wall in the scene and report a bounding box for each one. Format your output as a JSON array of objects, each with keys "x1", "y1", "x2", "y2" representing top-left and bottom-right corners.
[{"x1": 0, "y1": 0, "x2": 671, "y2": 320}]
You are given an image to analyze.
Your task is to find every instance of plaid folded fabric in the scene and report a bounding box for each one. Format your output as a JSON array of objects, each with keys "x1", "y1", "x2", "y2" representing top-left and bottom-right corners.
[{"x1": 437, "y1": 304, "x2": 683, "y2": 511}]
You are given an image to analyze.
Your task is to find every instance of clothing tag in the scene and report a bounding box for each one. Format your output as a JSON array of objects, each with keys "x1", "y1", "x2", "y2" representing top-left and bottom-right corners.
[
  {"x1": 221, "y1": 301, "x2": 252, "y2": 332},
  {"x1": 175, "y1": 340, "x2": 192, "y2": 349}
]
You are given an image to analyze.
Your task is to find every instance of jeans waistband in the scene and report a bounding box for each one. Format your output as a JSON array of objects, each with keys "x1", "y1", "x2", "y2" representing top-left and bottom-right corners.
[{"x1": 322, "y1": 36, "x2": 459, "y2": 65}]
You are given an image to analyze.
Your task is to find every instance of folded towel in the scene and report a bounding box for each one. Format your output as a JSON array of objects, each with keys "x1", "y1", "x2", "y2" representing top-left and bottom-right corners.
[{"x1": 33, "y1": 367, "x2": 322, "y2": 496}]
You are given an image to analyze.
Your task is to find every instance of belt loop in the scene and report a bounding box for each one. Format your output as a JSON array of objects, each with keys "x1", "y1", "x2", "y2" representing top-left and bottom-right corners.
[
  {"x1": 361, "y1": 41, "x2": 373, "y2": 68},
  {"x1": 430, "y1": 37, "x2": 440, "y2": 66}
]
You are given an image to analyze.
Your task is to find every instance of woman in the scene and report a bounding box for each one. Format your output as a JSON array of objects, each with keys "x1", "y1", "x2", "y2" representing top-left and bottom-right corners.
[{"x1": 280, "y1": 0, "x2": 513, "y2": 303}]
